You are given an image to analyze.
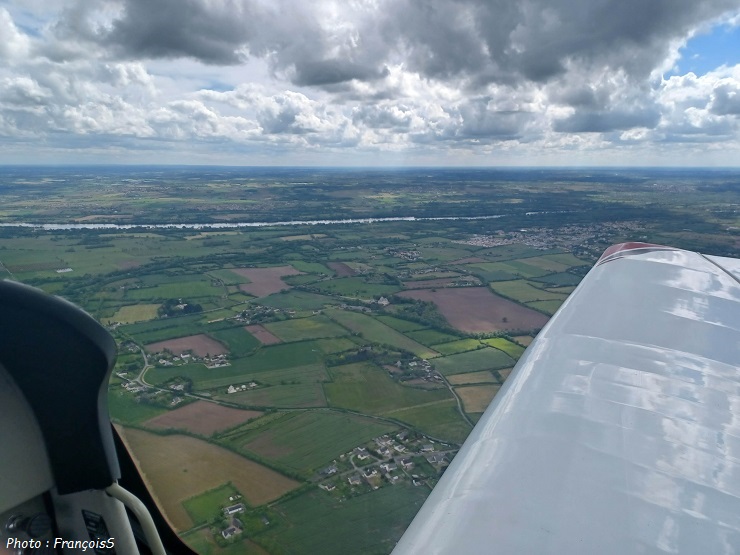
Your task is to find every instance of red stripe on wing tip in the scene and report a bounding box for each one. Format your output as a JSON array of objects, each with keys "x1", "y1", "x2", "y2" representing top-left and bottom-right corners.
[{"x1": 598, "y1": 242, "x2": 668, "y2": 263}]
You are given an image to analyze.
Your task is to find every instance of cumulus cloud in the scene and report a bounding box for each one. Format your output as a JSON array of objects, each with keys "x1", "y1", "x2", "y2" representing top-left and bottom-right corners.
[
  {"x1": 655, "y1": 67, "x2": 740, "y2": 141},
  {"x1": 0, "y1": 0, "x2": 739, "y2": 163},
  {"x1": 0, "y1": 7, "x2": 30, "y2": 61},
  {"x1": 55, "y1": 0, "x2": 252, "y2": 64},
  {"x1": 554, "y1": 109, "x2": 662, "y2": 133},
  {"x1": 62, "y1": 0, "x2": 735, "y2": 90},
  {"x1": 710, "y1": 82, "x2": 740, "y2": 115}
]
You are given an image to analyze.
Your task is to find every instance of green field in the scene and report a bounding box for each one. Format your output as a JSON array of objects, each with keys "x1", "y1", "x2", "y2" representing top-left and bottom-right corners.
[
  {"x1": 462, "y1": 263, "x2": 518, "y2": 282},
  {"x1": 208, "y1": 326, "x2": 261, "y2": 357},
  {"x1": 153, "y1": 363, "x2": 325, "y2": 392},
  {"x1": 108, "y1": 390, "x2": 168, "y2": 425},
  {"x1": 375, "y1": 315, "x2": 427, "y2": 332},
  {"x1": 481, "y1": 337, "x2": 526, "y2": 359},
  {"x1": 325, "y1": 362, "x2": 452, "y2": 420},
  {"x1": 417, "y1": 246, "x2": 473, "y2": 261},
  {"x1": 183, "y1": 534, "x2": 266, "y2": 555},
  {"x1": 264, "y1": 315, "x2": 348, "y2": 342},
  {"x1": 121, "y1": 313, "x2": 205, "y2": 343},
  {"x1": 260, "y1": 485, "x2": 429, "y2": 555},
  {"x1": 447, "y1": 370, "x2": 498, "y2": 385},
  {"x1": 488, "y1": 280, "x2": 568, "y2": 303},
  {"x1": 432, "y1": 339, "x2": 483, "y2": 356},
  {"x1": 259, "y1": 290, "x2": 340, "y2": 310},
  {"x1": 104, "y1": 303, "x2": 160, "y2": 324},
  {"x1": 182, "y1": 483, "x2": 240, "y2": 526},
  {"x1": 531, "y1": 252, "x2": 587, "y2": 267},
  {"x1": 231, "y1": 364, "x2": 328, "y2": 386},
  {"x1": 476, "y1": 244, "x2": 553, "y2": 261},
  {"x1": 219, "y1": 383, "x2": 327, "y2": 408},
  {"x1": 313, "y1": 277, "x2": 400, "y2": 298},
  {"x1": 313, "y1": 337, "x2": 360, "y2": 354},
  {"x1": 517, "y1": 255, "x2": 571, "y2": 273},
  {"x1": 386, "y1": 399, "x2": 471, "y2": 444},
  {"x1": 327, "y1": 310, "x2": 438, "y2": 358},
  {"x1": 221, "y1": 411, "x2": 396, "y2": 474},
  {"x1": 432, "y1": 348, "x2": 515, "y2": 376},
  {"x1": 225, "y1": 342, "x2": 324, "y2": 374},
  {"x1": 207, "y1": 269, "x2": 252, "y2": 285},
  {"x1": 498, "y1": 259, "x2": 553, "y2": 278},
  {"x1": 226, "y1": 292, "x2": 255, "y2": 304},
  {"x1": 146, "y1": 340, "x2": 323, "y2": 387},
  {"x1": 531, "y1": 272, "x2": 583, "y2": 286},
  {"x1": 404, "y1": 329, "x2": 460, "y2": 346},
  {"x1": 126, "y1": 279, "x2": 220, "y2": 301},
  {"x1": 290, "y1": 261, "x2": 334, "y2": 275},
  {"x1": 546, "y1": 285, "x2": 577, "y2": 294},
  {"x1": 527, "y1": 299, "x2": 565, "y2": 315}
]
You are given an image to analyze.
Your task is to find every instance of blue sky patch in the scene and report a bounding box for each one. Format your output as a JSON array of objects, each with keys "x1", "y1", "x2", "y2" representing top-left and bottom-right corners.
[{"x1": 671, "y1": 22, "x2": 740, "y2": 76}]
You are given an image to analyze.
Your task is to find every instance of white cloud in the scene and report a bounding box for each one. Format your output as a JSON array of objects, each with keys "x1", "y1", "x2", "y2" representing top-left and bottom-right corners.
[
  {"x1": 0, "y1": 7, "x2": 30, "y2": 62},
  {"x1": 0, "y1": 1, "x2": 738, "y2": 164}
]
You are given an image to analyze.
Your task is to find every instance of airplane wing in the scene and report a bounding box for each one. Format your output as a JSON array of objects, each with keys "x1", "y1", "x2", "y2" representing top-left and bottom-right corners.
[{"x1": 393, "y1": 243, "x2": 740, "y2": 554}]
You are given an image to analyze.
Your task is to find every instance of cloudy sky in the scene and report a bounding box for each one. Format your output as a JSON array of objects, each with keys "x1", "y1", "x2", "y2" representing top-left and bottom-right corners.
[{"x1": 1, "y1": 0, "x2": 739, "y2": 166}]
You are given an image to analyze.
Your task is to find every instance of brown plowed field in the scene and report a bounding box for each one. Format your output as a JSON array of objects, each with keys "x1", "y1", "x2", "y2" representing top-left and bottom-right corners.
[
  {"x1": 245, "y1": 324, "x2": 282, "y2": 345},
  {"x1": 144, "y1": 401, "x2": 262, "y2": 436},
  {"x1": 117, "y1": 427, "x2": 300, "y2": 532},
  {"x1": 328, "y1": 262, "x2": 355, "y2": 276},
  {"x1": 145, "y1": 334, "x2": 228, "y2": 357},
  {"x1": 398, "y1": 287, "x2": 548, "y2": 332},
  {"x1": 233, "y1": 265, "x2": 301, "y2": 297}
]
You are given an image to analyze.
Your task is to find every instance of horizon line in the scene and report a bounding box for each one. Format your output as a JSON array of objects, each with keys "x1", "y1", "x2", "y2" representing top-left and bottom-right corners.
[{"x1": 1, "y1": 164, "x2": 739, "y2": 171}]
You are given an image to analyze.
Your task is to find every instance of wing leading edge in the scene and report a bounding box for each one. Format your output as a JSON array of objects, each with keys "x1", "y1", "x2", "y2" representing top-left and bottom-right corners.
[{"x1": 393, "y1": 244, "x2": 740, "y2": 554}]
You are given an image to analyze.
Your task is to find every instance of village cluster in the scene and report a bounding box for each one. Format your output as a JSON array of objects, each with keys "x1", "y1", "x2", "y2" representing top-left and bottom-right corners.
[
  {"x1": 458, "y1": 221, "x2": 644, "y2": 256},
  {"x1": 317, "y1": 431, "x2": 456, "y2": 495}
]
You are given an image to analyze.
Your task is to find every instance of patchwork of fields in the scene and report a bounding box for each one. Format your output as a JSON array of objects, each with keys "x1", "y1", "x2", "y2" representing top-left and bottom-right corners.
[
  {"x1": 117, "y1": 427, "x2": 301, "y2": 532},
  {"x1": 3, "y1": 221, "x2": 595, "y2": 554},
  {"x1": 3, "y1": 165, "x2": 737, "y2": 555}
]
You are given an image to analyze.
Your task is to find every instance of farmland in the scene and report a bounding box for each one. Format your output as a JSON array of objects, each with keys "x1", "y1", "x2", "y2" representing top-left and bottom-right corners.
[
  {"x1": 146, "y1": 334, "x2": 228, "y2": 357},
  {"x1": 144, "y1": 401, "x2": 262, "y2": 436},
  {"x1": 326, "y1": 309, "x2": 439, "y2": 358},
  {"x1": 259, "y1": 485, "x2": 429, "y2": 555},
  {"x1": 397, "y1": 287, "x2": 549, "y2": 332},
  {"x1": 222, "y1": 411, "x2": 397, "y2": 475},
  {"x1": 432, "y1": 347, "x2": 515, "y2": 376},
  {"x1": 105, "y1": 303, "x2": 160, "y2": 324},
  {"x1": 263, "y1": 315, "x2": 348, "y2": 342},
  {"x1": 234, "y1": 266, "x2": 302, "y2": 297},
  {"x1": 117, "y1": 427, "x2": 301, "y2": 532},
  {"x1": 325, "y1": 362, "x2": 452, "y2": 415},
  {"x1": 245, "y1": 324, "x2": 282, "y2": 345},
  {"x1": 3, "y1": 166, "x2": 737, "y2": 554}
]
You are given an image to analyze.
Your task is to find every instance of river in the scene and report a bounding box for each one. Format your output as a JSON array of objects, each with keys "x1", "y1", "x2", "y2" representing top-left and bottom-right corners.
[{"x1": 0, "y1": 214, "x2": 504, "y2": 231}]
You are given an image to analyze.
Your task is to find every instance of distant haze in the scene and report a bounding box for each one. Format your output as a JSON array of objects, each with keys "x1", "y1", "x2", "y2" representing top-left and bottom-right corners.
[{"x1": 0, "y1": 1, "x2": 739, "y2": 166}]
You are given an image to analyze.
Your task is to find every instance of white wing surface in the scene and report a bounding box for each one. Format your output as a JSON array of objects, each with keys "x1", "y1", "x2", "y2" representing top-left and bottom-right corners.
[{"x1": 393, "y1": 244, "x2": 740, "y2": 555}]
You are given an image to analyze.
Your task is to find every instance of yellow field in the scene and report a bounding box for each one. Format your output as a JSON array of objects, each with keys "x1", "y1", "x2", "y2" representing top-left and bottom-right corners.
[
  {"x1": 546, "y1": 286, "x2": 577, "y2": 294},
  {"x1": 117, "y1": 427, "x2": 300, "y2": 532},
  {"x1": 447, "y1": 371, "x2": 498, "y2": 385},
  {"x1": 497, "y1": 368, "x2": 514, "y2": 382},
  {"x1": 456, "y1": 385, "x2": 501, "y2": 413},
  {"x1": 104, "y1": 304, "x2": 159, "y2": 324}
]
